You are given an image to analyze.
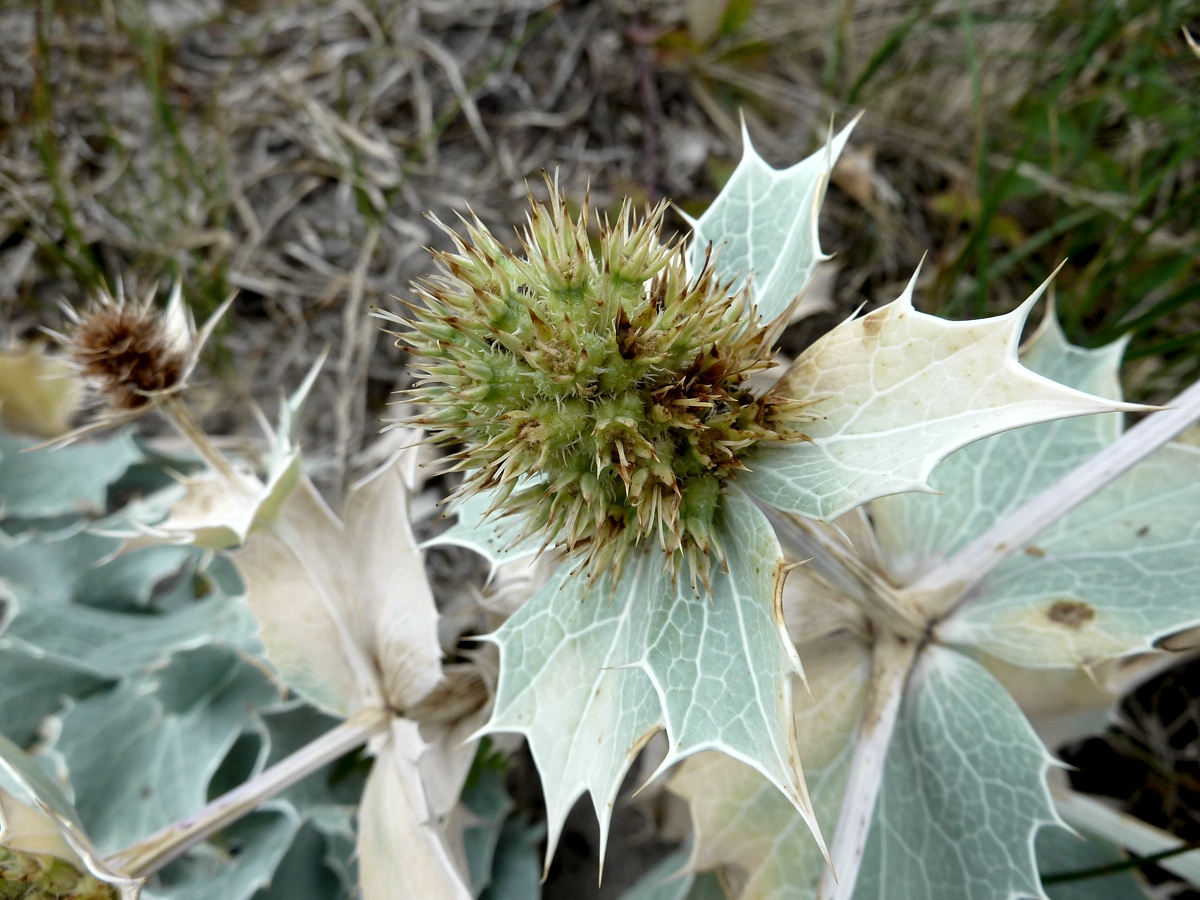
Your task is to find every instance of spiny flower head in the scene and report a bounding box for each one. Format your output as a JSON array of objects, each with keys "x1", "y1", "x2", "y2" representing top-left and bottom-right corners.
[
  {"x1": 0, "y1": 844, "x2": 118, "y2": 899},
  {"x1": 389, "y1": 183, "x2": 812, "y2": 586},
  {"x1": 64, "y1": 286, "x2": 189, "y2": 411},
  {"x1": 54, "y1": 281, "x2": 232, "y2": 431}
]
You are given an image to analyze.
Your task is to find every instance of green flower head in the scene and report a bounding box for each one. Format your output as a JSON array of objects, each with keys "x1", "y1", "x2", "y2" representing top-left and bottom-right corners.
[
  {"x1": 387, "y1": 180, "x2": 813, "y2": 586},
  {"x1": 0, "y1": 845, "x2": 118, "y2": 899}
]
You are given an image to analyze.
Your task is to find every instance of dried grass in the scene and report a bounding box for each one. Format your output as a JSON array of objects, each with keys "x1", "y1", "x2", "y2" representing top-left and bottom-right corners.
[{"x1": 3, "y1": 0, "x2": 1121, "y2": 498}]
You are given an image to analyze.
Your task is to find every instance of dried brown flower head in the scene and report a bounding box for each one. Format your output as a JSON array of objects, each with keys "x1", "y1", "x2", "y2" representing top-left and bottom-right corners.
[
  {"x1": 67, "y1": 292, "x2": 187, "y2": 410},
  {"x1": 46, "y1": 281, "x2": 234, "y2": 446}
]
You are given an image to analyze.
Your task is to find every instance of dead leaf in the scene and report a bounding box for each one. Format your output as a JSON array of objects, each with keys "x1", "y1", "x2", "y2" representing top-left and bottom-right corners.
[
  {"x1": 0, "y1": 345, "x2": 83, "y2": 438},
  {"x1": 357, "y1": 720, "x2": 472, "y2": 900}
]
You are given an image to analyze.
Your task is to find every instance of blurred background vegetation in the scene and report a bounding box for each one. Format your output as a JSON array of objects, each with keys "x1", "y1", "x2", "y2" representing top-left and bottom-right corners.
[{"x1": 0, "y1": 1, "x2": 1198, "y2": 894}]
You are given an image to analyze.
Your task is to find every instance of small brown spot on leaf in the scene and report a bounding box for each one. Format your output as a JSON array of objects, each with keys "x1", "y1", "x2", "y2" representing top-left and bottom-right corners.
[
  {"x1": 1047, "y1": 599, "x2": 1095, "y2": 629},
  {"x1": 861, "y1": 311, "x2": 885, "y2": 343},
  {"x1": 1137, "y1": 526, "x2": 1150, "y2": 537},
  {"x1": 1024, "y1": 545, "x2": 1046, "y2": 558}
]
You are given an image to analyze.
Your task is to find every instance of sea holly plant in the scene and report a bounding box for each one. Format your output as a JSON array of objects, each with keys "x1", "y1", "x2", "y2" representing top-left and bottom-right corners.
[
  {"x1": 2, "y1": 116, "x2": 1198, "y2": 900},
  {"x1": 396, "y1": 117, "x2": 1200, "y2": 898}
]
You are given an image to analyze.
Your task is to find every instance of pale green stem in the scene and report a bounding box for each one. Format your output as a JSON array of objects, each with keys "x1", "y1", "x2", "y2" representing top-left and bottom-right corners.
[
  {"x1": 907, "y1": 376, "x2": 1200, "y2": 621},
  {"x1": 161, "y1": 395, "x2": 251, "y2": 493},
  {"x1": 1053, "y1": 785, "x2": 1200, "y2": 885},
  {"x1": 105, "y1": 706, "x2": 391, "y2": 879},
  {"x1": 816, "y1": 631, "x2": 919, "y2": 900}
]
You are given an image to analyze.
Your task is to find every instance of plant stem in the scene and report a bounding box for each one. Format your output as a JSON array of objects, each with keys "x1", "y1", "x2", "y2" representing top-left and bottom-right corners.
[
  {"x1": 161, "y1": 395, "x2": 249, "y2": 493},
  {"x1": 105, "y1": 706, "x2": 391, "y2": 879},
  {"x1": 1041, "y1": 838, "x2": 1200, "y2": 885},
  {"x1": 1052, "y1": 786, "x2": 1200, "y2": 885},
  {"x1": 815, "y1": 631, "x2": 919, "y2": 900},
  {"x1": 764, "y1": 506, "x2": 924, "y2": 639},
  {"x1": 908, "y1": 376, "x2": 1200, "y2": 620}
]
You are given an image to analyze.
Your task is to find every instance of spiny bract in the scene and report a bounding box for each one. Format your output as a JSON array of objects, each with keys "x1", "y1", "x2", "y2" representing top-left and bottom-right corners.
[{"x1": 389, "y1": 183, "x2": 813, "y2": 586}]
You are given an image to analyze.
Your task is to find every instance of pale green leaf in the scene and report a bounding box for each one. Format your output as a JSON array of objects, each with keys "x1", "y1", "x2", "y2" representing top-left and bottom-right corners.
[
  {"x1": 639, "y1": 491, "x2": 808, "y2": 816},
  {"x1": 738, "y1": 276, "x2": 1132, "y2": 522},
  {"x1": 478, "y1": 550, "x2": 660, "y2": 866},
  {"x1": 89, "y1": 472, "x2": 187, "y2": 542},
  {"x1": 0, "y1": 531, "x2": 256, "y2": 678},
  {"x1": 619, "y1": 846, "x2": 725, "y2": 900},
  {"x1": 460, "y1": 755, "x2": 543, "y2": 900},
  {"x1": 424, "y1": 488, "x2": 541, "y2": 570},
  {"x1": 969, "y1": 651, "x2": 1121, "y2": 754},
  {"x1": 0, "y1": 528, "x2": 118, "y2": 608},
  {"x1": 1037, "y1": 826, "x2": 1150, "y2": 900},
  {"x1": 0, "y1": 645, "x2": 108, "y2": 747},
  {"x1": 0, "y1": 430, "x2": 141, "y2": 521},
  {"x1": 668, "y1": 633, "x2": 870, "y2": 900},
  {"x1": 853, "y1": 647, "x2": 1059, "y2": 900},
  {"x1": 356, "y1": 719, "x2": 472, "y2": 900},
  {"x1": 679, "y1": 755, "x2": 847, "y2": 900},
  {"x1": 144, "y1": 810, "x2": 299, "y2": 900},
  {"x1": 4, "y1": 595, "x2": 256, "y2": 680},
  {"x1": 308, "y1": 810, "x2": 358, "y2": 898},
  {"x1": 939, "y1": 441, "x2": 1200, "y2": 667},
  {"x1": 687, "y1": 121, "x2": 855, "y2": 323},
  {"x1": 688, "y1": 876, "x2": 728, "y2": 900},
  {"x1": 54, "y1": 646, "x2": 279, "y2": 853},
  {"x1": 204, "y1": 729, "x2": 268, "y2": 802},
  {"x1": 76, "y1": 546, "x2": 198, "y2": 612},
  {"x1": 461, "y1": 761, "x2": 513, "y2": 896},
  {"x1": 855, "y1": 306, "x2": 1199, "y2": 673},
  {"x1": 483, "y1": 488, "x2": 815, "y2": 868},
  {"x1": 872, "y1": 311, "x2": 1127, "y2": 581},
  {"x1": 254, "y1": 821, "x2": 352, "y2": 900},
  {"x1": 477, "y1": 816, "x2": 542, "y2": 900}
]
